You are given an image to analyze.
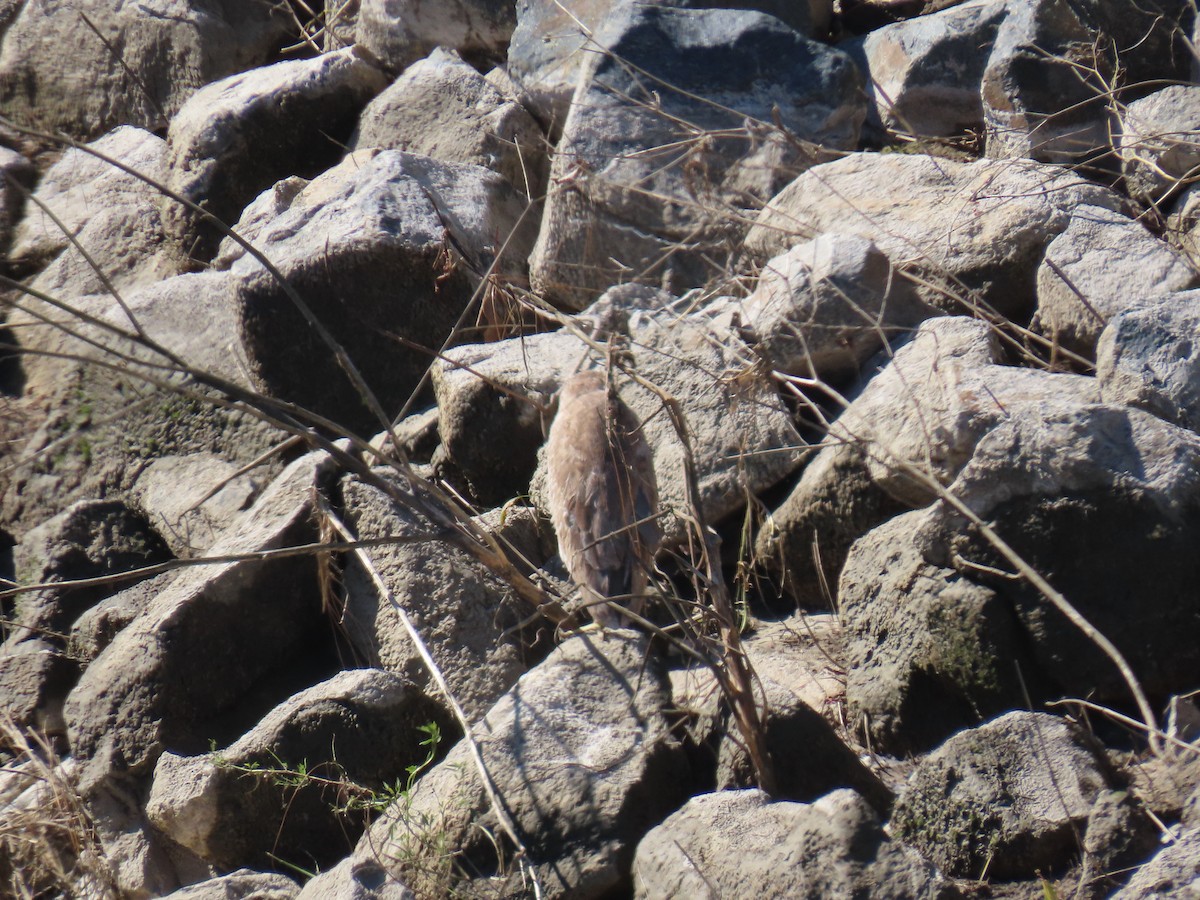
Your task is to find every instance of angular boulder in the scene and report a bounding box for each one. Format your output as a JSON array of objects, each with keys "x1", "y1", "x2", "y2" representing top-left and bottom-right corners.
[{"x1": 356, "y1": 0, "x2": 516, "y2": 73}]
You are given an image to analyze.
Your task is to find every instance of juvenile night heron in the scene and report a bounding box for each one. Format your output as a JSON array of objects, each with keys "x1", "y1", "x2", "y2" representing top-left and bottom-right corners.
[{"x1": 545, "y1": 370, "x2": 661, "y2": 627}]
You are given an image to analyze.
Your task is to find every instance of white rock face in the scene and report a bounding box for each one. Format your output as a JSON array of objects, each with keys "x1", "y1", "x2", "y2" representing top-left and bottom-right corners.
[
  {"x1": 1120, "y1": 85, "x2": 1200, "y2": 204},
  {"x1": 356, "y1": 0, "x2": 516, "y2": 72}
]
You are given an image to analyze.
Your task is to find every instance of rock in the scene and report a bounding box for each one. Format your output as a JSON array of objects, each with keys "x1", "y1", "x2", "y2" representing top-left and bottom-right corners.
[
  {"x1": 163, "y1": 869, "x2": 300, "y2": 899},
  {"x1": 10, "y1": 126, "x2": 167, "y2": 271},
  {"x1": 146, "y1": 669, "x2": 452, "y2": 872},
  {"x1": 323, "y1": 0, "x2": 359, "y2": 51},
  {"x1": 632, "y1": 788, "x2": 953, "y2": 898},
  {"x1": 129, "y1": 454, "x2": 262, "y2": 558},
  {"x1": 337, "y1": 470, "x2": 541, "y2": 722},
  {"x1": 892, "y1": 711, "x2": 1109, "y2": 880},
  {"x1": 1079, "y1": 790, "x2": 1160, "y2": 899},
  {"x1": 529, "y1": 6, "x2": 864, "y2": 309},
  {"x1": 163, "y1": 47, "x2": 388, "y2": 261},
  {"x1": 435, "y1": 289, "x2": 804, "y2": 533},
  {"x1": 842, "y1": 403, "x2": 1200, "y2": 753},
  {"x1": 507, "y1": 0, "x2": 835, "y2": 133},
  {"x1": 1120, "y1": 85, "x2": 1200, "y2": 206},
  {"x1": 831, "y1": 316, "x2": 1100, "y2": 507},
  {"x1": 0, "y1": 637, "x2": 74, "y2": 734},
  {"x1": 229, "y1": 149, "x2": 535, "y2": 435},
  {"x1": 1035, "y1": 205, "x2": 1197, "y2": 356},
  {"x1": 846, "y1": 0, "x2": 1007, "y2": 138},
  {"x1": 1096, "y1": 291, "x2": 1200, "y2": 433},
  {"x1": 754, "y1": 441, "x2": 909, "y2": 608},
  {"x1": 747, "y1": 153, "x2": 1123, "y2": 319},
  {"x1": 736, "y1": 232, "x2": 932, "y2": 381},
  {"x1": 982, "y1": 0, "x2": 1190, "y2": 166},
  {"x1": 352, "y1": 48, "x2": 547, "y2": 199},
  {"x1": 293, "y1": 858, "x2": 413, "y2": 899},
  {"x1": 0, "y1": 145, "x2": 34, "y2": 254},
  {"x1": 63, "y1": 451, "x2": 335, "y2": 780},
  {"x1": 67, "y1": 572, "x2": 176, "y2": 666},
  {"x1": 0, "y1": 0, "x2": 289, "y2": 140},
  {"x1": 302, "y1": 632, "x2": 688, "y2": 899},
  {"x1": 1111, "y1": 827, "x2": 1200, "y2": 899},
  {"x1": 356, "y1": 0, "x2": 516, "y2": 73}
]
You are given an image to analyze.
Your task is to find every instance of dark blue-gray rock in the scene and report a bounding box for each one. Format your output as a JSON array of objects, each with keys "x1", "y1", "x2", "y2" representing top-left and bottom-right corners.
[
  {"x1": 299, "y1": 632, "x2": 688, "y2": 899},
  {"x1": 163, "y1": 47, "x2": 388, "y2": 261},
  {"x1": 1119, "y1": 85, "x2": 1200, "y2": 206},
  {"x1": 146, "y1": 669, "x2": 453, "y2": 873},
  {"x1": 841, "y1": 402, "x2": 1200, "y2": 753},
  {"x1": 0, "y1": 0, "x2": 290, "y2": 140},
  {"x1": 1035, "y1": 205, "x2": 1198, "y2": 356},
  {"x1": 351, "y1": 47, "x2": 547, "y2": 198},
  {"x1": 892, "y1": 711, "x2": 1109, "y2": 880},
  {"x1": 1097, "y1": 291, "x2": 1200, "y2": 433},
  {"x1": 507, "y1": 0, "x2": 835, "y2": 133},
  {"x1": 846, "y1": 0, "x2": 1007, "y2": 139},
  {"x1": 530, "y1": 6, "x2": 864, "y2": 309},
  {"x1": 356, "y1": 0, "x2": 516, "y2": 73},
  {"x1": 747, "y1": 153, "x2": 1123, "y2": 320},
  {"x1": 229, "y1": 149, "x2": 535, "y2": 435},
  {"x1": 633, "y1": 788, "x2": 955, "y2": 899},
  {"x1": 982, "y1": 0, "x2": 1191, "y2": 166}
]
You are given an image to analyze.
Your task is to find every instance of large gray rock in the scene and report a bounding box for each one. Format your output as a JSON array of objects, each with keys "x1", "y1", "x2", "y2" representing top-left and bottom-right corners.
[
  {"x1": 1035, "y1": 205, "x2": 1197, "y2": 356},
  {"x1": 146, "y1": 669, "x2": 452, "y2": 872},
  {"x1": 737, "y1": 232, "x2": 932, "y2": 381},
  {"x1": 633, "y1": 788, "x2": 953, "y2": 899},
  {"x1": 982, "y1": 0, "x2": 1190, "y2": 166},
  {"x1": 841, "y1": 402, "x2": 1200, "y2": 753},
  {"x1": 530, "y1": 6, "x2": 864, "y2": 309},
  {"x1": 63, "y1": 451, "x2": 334, "y2": 780},
  {"x1": 747, "y1": 153, "x2": 1122, "y2": 319},
  {"x1": 507, "y1": 0, "x2": 834, "y2": 133},
  {"x1": 0, "y1": 0, "x2": 289, "y2": 140},
  {"x1": 163, "y1": 870, "x2": 299, "y2": 899},
  {"x1": 163, "y1": 47, "x2": 388, "y2": 260},
  {"x1": 1119, "y1": 85, "x2": 1200, "y2": 206},
  {"x1": 892, "y1": 711, "x2": 1109, "y2": 880},
  {"x1": 300, "y1": 632, "x2": 688, "y2": 899},
  {"x1": 846, "y1": 0, "x2": 1007, "y2": 138},
  {"x1": 337, "y1": 471, "x2": 542, "y2": 722},
  {"x1": 356, "y1": 0, "x2": 515, "y2": 73},
  {"x1": 1112, "y1": 827, "x2": 1200, "y2": 899},
  {"x1": 435, "y1": 289, "x2": 804, "y2": 532},
  {"x1": 352, "y1": 47, "x2": 546, "y2": 198},
  {"x1": 229, "y1": 149, "x2": 535, "y2": 435}
]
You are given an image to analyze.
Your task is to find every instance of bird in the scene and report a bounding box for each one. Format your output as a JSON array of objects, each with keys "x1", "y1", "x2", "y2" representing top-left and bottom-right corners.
[{"x1": 545, "y1": 369, "x2": 661, "y2": 628}]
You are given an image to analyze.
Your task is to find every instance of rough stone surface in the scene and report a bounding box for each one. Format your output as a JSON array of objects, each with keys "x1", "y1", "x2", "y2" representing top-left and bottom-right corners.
[
  {"x1": 356, "y1": 0, "x2": 516, "y2": 73},
  {"x1": 847, "y1": 0, "x2": 1007, "y2": 138},
  {"x1": 507, "y1": 0, "x2": 834, "y2": 133},
  {"x1": 1120, "y1": 85, "x2": 1200, "y2": 206},
  {"x1": 747, "y1": 153, "x2": 1123, "y2": 319},
  {"x1": 162, "y1": 869, "x2": 300, "y2": 899},
  {"x1": 146, "y1": 669, "x2": 453, "y2": 873},
  {"x1": 1112, "y1": 829, "x2": 1200, "y2": 899},
  {"x1": 163, "y1": 47, "x2": 388, "y2": 261},
  {"x1": 64, "y1": 452, "x2": 334, "y2": 779},
  {"x1": 1035, "y1": 205, "x2": 1197, "y2": 356},
  {"x1": 352, "y1": 47, "x2": 546, "y2": 198},
  {"x1": 337, "y1": 470, "x2": 543, "y2": 722},
  {"x1": 229, "y1": 149, "x2": 535, "y2": 435},
  {"x1": 1079, "y1": 790, "x2": 1160, "y2": 899},
  {"x1": 893, "y1": 711, "x2": 1109, "y2": 880},
  {"x1": 737, "y1": 232, "x2": 933, "y2": 380},
  {"x1": 436, "y1": 290, "x2": 804, "y2": 536},
  {"x1": 0, "y1": 144, "x2": 34, "y2": 254},
  {"x1": 302, "y1": 632, "x2": 688, "y2": 899},
  {"x1": 982, "y1": 0, "x2": 1190, "y2": 166},
  {"x1": 842, "y1": 403, "x2": 1200, "y2": 753},
  {"x1": 632, "y1": 788, "x2": 953, "y2": 899},
  {"x1": 1097, "y1": 291, "x2": 1200, "y2": 433},
  {"x1": 530, "y1": 6, "x2": 864, "y2": 309},
  {"x1": 0, "y1": 0, "x2": 289, "y2": 140}
]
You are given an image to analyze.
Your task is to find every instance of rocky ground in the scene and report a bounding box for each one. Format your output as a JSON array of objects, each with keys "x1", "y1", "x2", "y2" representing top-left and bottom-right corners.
[{"x1": 2, "y1": 0, "x2": 1200, "y2": 897}]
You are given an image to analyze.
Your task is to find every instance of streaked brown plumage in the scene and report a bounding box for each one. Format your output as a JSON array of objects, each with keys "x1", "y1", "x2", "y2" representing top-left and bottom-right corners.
[{"x1": 545, "y1": 370, "x2": 661, "y2": 627}]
